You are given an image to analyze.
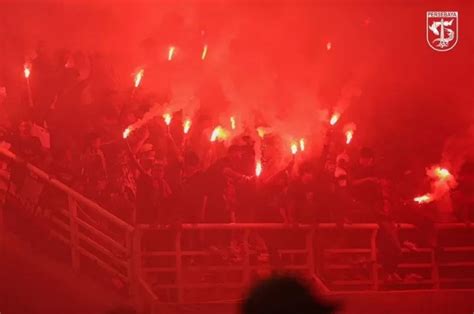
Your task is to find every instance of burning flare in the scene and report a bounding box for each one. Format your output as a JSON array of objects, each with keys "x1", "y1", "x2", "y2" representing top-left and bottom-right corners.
[
  {"x1": 210, "y1": 126, "x2": 228, "y2": 142},
  {"x1": 345, "y1": 130, "x2": 354, "y2": 144},
  {"x1": 255, "y1": 160, "x2": 262, "y2": 177},
  {"x1": 168, "y1": 46, "x2": 175, "y2": 61},
  {"x1": 414, "y1": 194, "x2": 433, "y2": 204},
  {"x1": 413, "y1": 165, "x2": 456, "y2": 205},
  {"x1": 183, "y1": 119, "x2": 192, "y2": 134},
  {"x1": 326, "y1": 42, "x2": 332, "y2": 51},
  {"x1": 299, "y1": 138, "x2": 305, "y2": 152},
  {"x1": 163, "y1": 113, "x2": 172, "y2": 126},
  {"x1": 256, "y1": 127, "x2": 266, "y2": 139},
  {"x1": 123, "y1": 127, "x2": 132, "y2": 139},
  {"x1": 330, "y1": 113, "x2": 340, "y2": 126},
  {"x1": 134, "y1": 69, "x2": 144, "y2": 88},
  {"x1": 291, "y1": 142, "x2": 298, "y2": 155},
  {"x1": 230, "y1": 116, "x2": 236, "y2": 130},
  {"x1": 24, "y1": 63, "x2": 31, "y2": 79},
  {"x1": 201, "y1": 44, "x2": 208, "y2": 60},
  {"x1": 434, "y1": 167, "x2": 451, "y2": 181}
]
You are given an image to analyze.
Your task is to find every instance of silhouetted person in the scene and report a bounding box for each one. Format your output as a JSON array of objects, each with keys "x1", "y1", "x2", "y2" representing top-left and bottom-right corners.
[{"x1": 242, "y1": 275, "x2": 338, "y2": 314}]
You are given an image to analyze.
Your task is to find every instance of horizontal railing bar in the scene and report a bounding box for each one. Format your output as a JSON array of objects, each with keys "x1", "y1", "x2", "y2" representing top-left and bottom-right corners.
[
  {"x1": 143, "y1": 264, "x2": 309, "y2": 273},
  {"x1": 50, "y1": 230, "x2": 71, "y2": 245},
  {"x1": 143, "y1": 267, "x2": 177, "y2": 272},
  {"x1": 137, "y1": 222, "x2": 473, "y2": 231},
  {"x1": 77, "y1": 247, "x2": 128, "y2": 281},
  {"x1": 0, "y1": 147, "x2": 133, "y2": 232},
  {"x1": 443, "y1": 246, "x2": 474, "y2": 252},
  {"x1": 78, "y1": 234, "x2": 128, "y2": 267},
  {"x1": 439, "y1": 262, "x2": 474, "y2": 267},
  {"x1": 76, "y1": 217, "x2": 127, "y2": 253},
  {"x1": 331, "y1": 279, "x2": 435, "y2": 285},
  {"x1": 50, "y1": 216, "x2": 71, "y2": 232},
  {"x1": 49, "y1": 230, "x2": 128, "y2": 282},
  {"x1": 440, "y1": 278, "x2": 474, "y2": 283},
  {"x1": 325, "y1": 249, "x2": 372, "y2": 254},
  {"x1": 142, "y1": 249, "x2": 308, "y2": 257},
  {"x1": 153, "y1": 283, "x2": 244, "y2": 289}
]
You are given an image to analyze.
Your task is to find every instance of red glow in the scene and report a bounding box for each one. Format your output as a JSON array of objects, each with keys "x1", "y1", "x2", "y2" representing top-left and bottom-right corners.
[
  {"x1": 210, "y1": 126, "x2": 227, "y2": 142},
  {"x1": 434, "y1": 167, "x2": 451, "y2": 181},
  {"x1": 326, "y1": 42, "x2": 332, "y2": 50},
  {"x1": 330, "y1": 113, "x2": 340, "y2": 126},
  {"x1": 24, "y1": 63, "x2": 31, "y2": 79},
  {"x1": 291, "y1": 142, "x2": 298, "y2": 155},
  {"x1": 414, "y1": 194, "x2": 433, "y2": 204},
  {"x1": 134, "y1": 69, "x2": 144, "y2": 88},
  {"x1": 163, "y1": 113, "x2": 172, "y2": 126},
  {"x1": 123, "y1": 127, "x2": 132, "y2": 139},
  {"x1": 183, "y1": 119, "x2": 192, "y2": 134},
  {"x1": 255, "y1": 160, "x2": 262, "y2": 177},
  {"x1": 345, "y1": 130, "x2": 354, "y2": 144},
  {"x1": 201, "y1": 44, "x2": 208, "y2": 60},
  {"x1": 299, "y1": 138, "x2": 305, "y2": 151},
  {"x1": 168, "y1": 46, "x2": 175, "y2": 61}
]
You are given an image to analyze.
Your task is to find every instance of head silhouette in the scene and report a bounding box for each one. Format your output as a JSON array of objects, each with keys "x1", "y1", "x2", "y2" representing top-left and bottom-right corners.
[{"x1": 242, "y1": 275, "x2": 338, "y2": 314}]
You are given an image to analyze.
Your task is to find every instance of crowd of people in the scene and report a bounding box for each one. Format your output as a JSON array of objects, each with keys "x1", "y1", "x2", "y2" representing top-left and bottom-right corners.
[{"x1": 1, "y1": 45, "x2": 474, "y2": 280}]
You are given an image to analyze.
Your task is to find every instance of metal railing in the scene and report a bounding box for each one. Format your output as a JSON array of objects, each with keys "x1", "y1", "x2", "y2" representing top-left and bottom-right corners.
[
  {"x1": 0, "y1": 147, "x2": 137, "y2": 296},
  {"x1": 313, "y1": 222, "x2": 474, "y2": 291},
  {"x1": 1, "y1": 146, "x2": 473, "y2": 314},
  {"x1": 136, "y1": 222, "x2": 474, "y2": 311}
]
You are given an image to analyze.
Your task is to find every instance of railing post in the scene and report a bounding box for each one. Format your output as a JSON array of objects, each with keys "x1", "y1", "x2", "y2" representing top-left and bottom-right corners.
[
  {"x1": 68, "y1": 195, "x2": 80, "y2": 271},
  {"x1": 175, "y1": 229, "x2": 183, "y2": 303},
  {"x1": 306, "y1": 227, "x2": 315, "y2": 276},
  {"x1": 127, "y1": 229, "x2": 138, "y2": 296},
  {"x1": 131, "y1": 229, "x2": 145, "y2": 312},
  {"x1": 243, "y1": 229, "x2": 251, "y2": 286},
  {"x1": 432, "y1": 228, "x2": 440, "y2": 289},
  {"x1": 370, "y1": 228, "x2": 379, "y2": 290}
]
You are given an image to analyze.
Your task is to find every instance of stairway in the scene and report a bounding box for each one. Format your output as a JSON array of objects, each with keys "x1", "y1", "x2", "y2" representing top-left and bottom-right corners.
[{"x1": 0, "y1": 231, "x2": 126, "y2": 314}]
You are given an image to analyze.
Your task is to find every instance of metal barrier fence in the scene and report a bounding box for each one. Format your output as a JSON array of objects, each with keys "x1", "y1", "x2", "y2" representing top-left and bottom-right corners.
[
  {"x1": 136, "y1": 223, "x2": 326, "y2": 305},
  {"x1": 1, "y1": 147, "x2": 473, "y2": 314},
  {"x1": 136, "y1": 222, "x2": 474, "y2": 312},
  {"x1": 0, "y1": 147, "x2": 137, "y2": 296}
]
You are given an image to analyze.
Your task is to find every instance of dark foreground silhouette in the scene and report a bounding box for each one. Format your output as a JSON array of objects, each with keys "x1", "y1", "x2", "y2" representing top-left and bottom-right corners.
[{"x1": 242, "y1": 276, "x2": 338, "y2": 314}]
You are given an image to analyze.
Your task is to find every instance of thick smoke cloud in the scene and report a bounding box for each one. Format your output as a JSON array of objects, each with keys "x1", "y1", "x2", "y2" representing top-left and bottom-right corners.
[{"x1": 1, "y1": 0, "x2": 473, "y2": 173}]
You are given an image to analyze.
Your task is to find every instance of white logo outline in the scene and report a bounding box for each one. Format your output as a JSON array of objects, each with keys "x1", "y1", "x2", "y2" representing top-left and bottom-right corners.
[{"x1": 426, "y1": 11, "x2": 459, "y2": 52}]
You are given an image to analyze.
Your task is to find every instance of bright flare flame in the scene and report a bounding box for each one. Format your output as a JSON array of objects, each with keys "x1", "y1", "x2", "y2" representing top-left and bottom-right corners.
[
  {"x1": 255, "y1": 160, "x2": 262, "y2": 177},
  {"x1": 299, "y1": 138, "x2": 305, "y2": 152},
  {"x1": 134, "y1": 69, "x2": 144, "y2": 88},
  {"x1": 414, "y1": 194, "x2": 433, "y2": 204},
  {"x1": 168, "y1": 46, "x2": 175, "y2": 61},
  {"x1": 24, "y1": 64, "x2": 31, "y2": 79},
  {"x1": 230, "y1": 116, "x2": 236, "y2": 130},
  {"x1": 291, "y1": 142, "x2": 298, "y2": 155},
  {"x1": 326, "y1": 42, "x2": 332, "y2": 50},
  {"x1": 256, "y1": 127, "x2": 266, "y2": 139},
  {"x1": 123, "y1": 127, "x2": 132, "y2": 139},
  {"x1": 210, "y1": 126, "x2": 227, "y2": 142},
  {"x1": 345, "y1": 130, "x2": 354, "y2": 144},
  {"x1": 434, "y1": 167, "x2": 451, "y2": 181},
  {"x1": 183, "y1": 119, "x2": 192, "y2": 134},
  {"x1": 163, "y1": 113, "x2": 172, "y2": 126},
  {"x1": 201, "y1": 44, "x2": 208, "y2": 60},
  {"x1": 330, "y1": 113, "x2": 340, "y2": 126}
]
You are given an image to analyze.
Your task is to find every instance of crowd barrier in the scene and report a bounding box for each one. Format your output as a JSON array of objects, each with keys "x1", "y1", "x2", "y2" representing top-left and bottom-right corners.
[
  {"x1": 0, "y1": 147, "x2": 137, "y2": 296},
  {"x1": 1, "y1": 147, "x2": 473, "y2": 314}
]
